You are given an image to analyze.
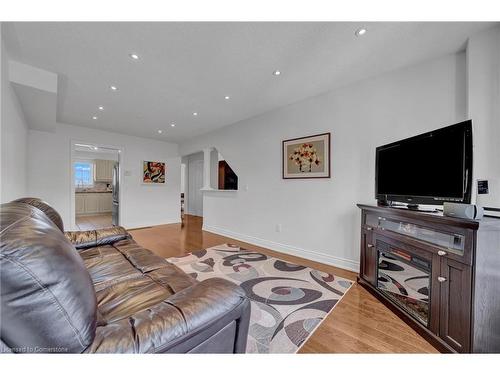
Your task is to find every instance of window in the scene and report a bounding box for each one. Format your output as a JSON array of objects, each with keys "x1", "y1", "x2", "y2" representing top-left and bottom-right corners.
[{"x1": 74, "y1": 161, "x2": 94, "y2": 187}]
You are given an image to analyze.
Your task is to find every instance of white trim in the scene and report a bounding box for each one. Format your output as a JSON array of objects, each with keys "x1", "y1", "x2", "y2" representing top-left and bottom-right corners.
[
  {"x1": 202, "y1": 224, "x2": 360, "y2": 273},
  {"x1": 125, "y1": 219, "x2": 181, "y2": 231},
  {"x1": 200, "y1": 188, "x2": 238, "y2": 193}
]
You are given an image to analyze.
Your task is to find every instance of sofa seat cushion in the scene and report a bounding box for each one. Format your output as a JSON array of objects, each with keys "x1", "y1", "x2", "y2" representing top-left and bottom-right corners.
[
  {"x1": 112, "y1": 238, "x2": 169, "y2": 273},
  {"x1": 79, "y1": 245, "x2": 142, "y2": 292},
  {"x1": 146, "y1": 266, "x2": 197, "y2": 294},
  {"x1": 78, "y1": 236, "x2": 199, "y2": 326},
  {"x1": 96, "y1": 277, "x2": 173, "y2": 324}
]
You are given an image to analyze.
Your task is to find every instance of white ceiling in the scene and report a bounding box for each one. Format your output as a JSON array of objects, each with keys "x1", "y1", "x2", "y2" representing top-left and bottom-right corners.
[{"x1": 3, "y1": 22, "x2": 497, "y2": 142}]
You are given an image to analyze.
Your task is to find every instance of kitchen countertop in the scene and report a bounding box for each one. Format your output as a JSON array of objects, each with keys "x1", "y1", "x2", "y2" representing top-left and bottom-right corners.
[{"x1": 75, "y1": 191, "x2": 112, "y2": 194}]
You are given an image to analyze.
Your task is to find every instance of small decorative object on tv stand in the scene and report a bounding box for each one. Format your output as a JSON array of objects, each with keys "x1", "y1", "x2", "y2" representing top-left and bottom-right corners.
[
  {"x1": 378, "y1": 200, "x2": 439, "y2": 213},
  {"x1": 357, "y1": 203, "x2": 500, "y2": 353}
]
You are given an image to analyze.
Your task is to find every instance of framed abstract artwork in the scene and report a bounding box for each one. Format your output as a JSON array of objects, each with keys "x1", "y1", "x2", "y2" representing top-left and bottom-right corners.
[
  {"x1": 143, "y1": 161, "x2": 166, "y2": 184},
  {"x1": 282, "y1": 132, "x2": 331, "y2": 179}
]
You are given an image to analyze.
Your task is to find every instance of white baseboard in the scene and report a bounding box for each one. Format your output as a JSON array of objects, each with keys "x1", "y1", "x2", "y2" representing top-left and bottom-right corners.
[
  {"x1": 202, "y1": 224, "x2": 360, "y2": 273},
  {"x1": 125, "y1": 219, "x2": 181, "y2": 230}
]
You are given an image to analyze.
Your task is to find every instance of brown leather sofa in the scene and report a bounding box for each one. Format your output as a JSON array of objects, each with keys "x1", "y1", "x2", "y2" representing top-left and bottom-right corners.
[{"x1": 0, "y1": 198, "x2": 250, "y2": 353}]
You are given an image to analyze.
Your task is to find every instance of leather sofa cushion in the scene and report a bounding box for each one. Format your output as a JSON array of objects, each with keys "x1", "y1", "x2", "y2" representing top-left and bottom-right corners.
[
  {"x1": 96, "y1": 277, "x2": 173, "y2": 324},
  {"x1": 114, "y1": 239, "x2": 170, "y2": 273},
  {"x1": 79, "y1": 245, "x2": 142, "y2": 292},
  {"x1": 80, "y1": 237, "x2": 198, "y2": 325},
  {"x1": 65, "y1": 226, "x2": 129, "y2": 250},
  {"x1": 0, "y1": 202, "x2": 97, "y2": 353}
]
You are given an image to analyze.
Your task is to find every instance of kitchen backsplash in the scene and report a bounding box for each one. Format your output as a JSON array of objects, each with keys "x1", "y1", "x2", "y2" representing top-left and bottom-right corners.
[{"x1": 75, "y1": 181, "x2": 112, "y2": 193}]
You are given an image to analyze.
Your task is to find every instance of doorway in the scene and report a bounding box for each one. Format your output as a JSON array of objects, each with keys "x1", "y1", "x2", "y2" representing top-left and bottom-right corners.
[
  {"x1": 71, "y1": 142, "x2": 121, "y2": 230},
  {"x1": 183, "y1": 152, "x2": 204, "y2": 218}
]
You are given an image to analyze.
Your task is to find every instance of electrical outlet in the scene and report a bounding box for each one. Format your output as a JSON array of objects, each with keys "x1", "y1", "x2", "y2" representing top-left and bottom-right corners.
[{"x1": 275, "y1": 224, "x2": 282, "y2": 233}]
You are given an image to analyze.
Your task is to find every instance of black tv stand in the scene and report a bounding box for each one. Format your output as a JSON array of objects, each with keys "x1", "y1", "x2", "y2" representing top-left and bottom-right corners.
[{"x1": 358, "y1": 203, "x2": 500, "y2": 352}]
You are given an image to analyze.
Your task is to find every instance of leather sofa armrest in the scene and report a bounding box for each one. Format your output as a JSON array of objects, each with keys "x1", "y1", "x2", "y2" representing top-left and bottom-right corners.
[
  {"x1": 85, "y1": 278, "x2": 250, "y2": 353},
  {"x1": 65, "y1": 226, "x2": 130, "y2": 250}
]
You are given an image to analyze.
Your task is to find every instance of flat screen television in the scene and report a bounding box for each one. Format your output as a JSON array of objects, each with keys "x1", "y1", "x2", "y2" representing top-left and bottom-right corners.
[{"x1": 375, "y1": 120, "x2": 473, "y2": 207}]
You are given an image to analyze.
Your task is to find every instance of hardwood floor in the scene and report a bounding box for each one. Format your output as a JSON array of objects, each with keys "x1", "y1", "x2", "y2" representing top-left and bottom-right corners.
[
  {"x1": 76, "y1": 214, "x2": 112, "y2": 230},
  {"x1": 129, "y1": 214, "x2": 438, "y2": 353}
]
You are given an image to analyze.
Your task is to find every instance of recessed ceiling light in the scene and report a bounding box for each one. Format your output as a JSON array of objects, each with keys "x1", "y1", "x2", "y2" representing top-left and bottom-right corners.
[
  {"x1": 158, "y1": 130, "x2": 163, "y2": 134},
  {"x1": 171, "y1": 123, "x2": 176, "y2": 127},
  {"x1": 355, "y1": 28, "x2": 367, "y2": 36},
  {"x1": 129, "y1": 53, "x2": 140, "y2": 60},
  {"x1": 98, "y1": 106, "x2": 104, "y2": 111},
  {"x1": 110, "y1": 85, "x2": 118, "y2": 91},
  {"x1": 273, "y1": 70, "x2": 281, "y2": 76},
  {"x1": 224, "y1": 96, "x2": 230, "y2": 100},
  {"x1": 93, "y1": 146, "x2": 98, "y2": 150},
  {"x1": 92, "y1": 116, "x2": 98, "y2": 120},
  {"x1": 192, "y1": 112, "x2": 198, "y2": 116}
]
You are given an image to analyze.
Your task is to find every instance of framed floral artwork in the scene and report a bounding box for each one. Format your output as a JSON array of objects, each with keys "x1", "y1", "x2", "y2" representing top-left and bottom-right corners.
[
  {"x1": 143, "y1": 161, "x2": 166, "y2": 184},
  {"x1": 282, "y1": 133, "x2": 331, "y2": 179}
]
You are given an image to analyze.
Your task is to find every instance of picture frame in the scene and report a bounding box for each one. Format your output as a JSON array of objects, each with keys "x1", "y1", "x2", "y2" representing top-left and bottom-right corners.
[
  {"x1": 143, "y1": 161, "x2": 166, "y2": 184},
  {"x1": 282, "y1": 132, "x2": 331, "y2": 179}
]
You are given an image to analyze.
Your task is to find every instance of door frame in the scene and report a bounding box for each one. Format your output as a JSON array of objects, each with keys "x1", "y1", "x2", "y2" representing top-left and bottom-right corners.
[{"x1": 69, "y1": 139, "x2": 124, "y2": 230}]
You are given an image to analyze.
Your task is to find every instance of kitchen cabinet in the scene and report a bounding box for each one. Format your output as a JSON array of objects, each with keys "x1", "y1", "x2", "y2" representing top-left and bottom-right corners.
[
  {"x1": 85, "y1": 194, "x2": 99, "y2": 213},
  {"x1": 98, "y1": 193, "x2": 113, "y2": 212},
  {"x1": 75, "y1": 194, "x2": 85, "y2": 215},
  {"x1": 75, "y1": 193, "x2": 112, "y2": 215},
  {"x1": 95, "y1": 160, "x2": 115, "y2": 181}
]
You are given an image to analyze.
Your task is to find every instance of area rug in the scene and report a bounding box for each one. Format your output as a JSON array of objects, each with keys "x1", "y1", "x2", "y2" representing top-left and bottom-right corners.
[{"x1": 167, "y1": 244, "x2": 353, "y2": 353}]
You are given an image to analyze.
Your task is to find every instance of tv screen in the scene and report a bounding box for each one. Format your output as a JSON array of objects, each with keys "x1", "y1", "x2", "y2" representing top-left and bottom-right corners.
[{"x1": 375, "y1": 120, "x2": 473, "y2": 205}]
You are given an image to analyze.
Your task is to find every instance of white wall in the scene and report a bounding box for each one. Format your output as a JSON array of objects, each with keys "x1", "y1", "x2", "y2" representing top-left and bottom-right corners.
[
  {"x1": 74, "y1": 150, "x2": 119, "y2": 162},
  {"x1": 27, "y1": 123, "x2": 181, "y2": 230},
  {"x1": 467, "y1": 26, "x2": 500, "y2": 208},
  {"x1": 1, "y1": 30, "x2": 28, "y2": 202},
  {"x1": 180, "y1": 52, "x2": 467, "y2": 271}
]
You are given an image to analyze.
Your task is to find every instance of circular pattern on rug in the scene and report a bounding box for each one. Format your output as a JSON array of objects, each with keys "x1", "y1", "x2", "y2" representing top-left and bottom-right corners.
[
  {"x1": 222, "y1": 252, "x2": 267, "y2": 267},
  {"x1": 240, "y1": 276, "x2": 322, "y2": 305},
  {"x1": 273, "y1": 260, "x2": 306, "y2": 272},
  {"x1": 310, "y1": 270, "x2": 351, "y2": 296}
]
